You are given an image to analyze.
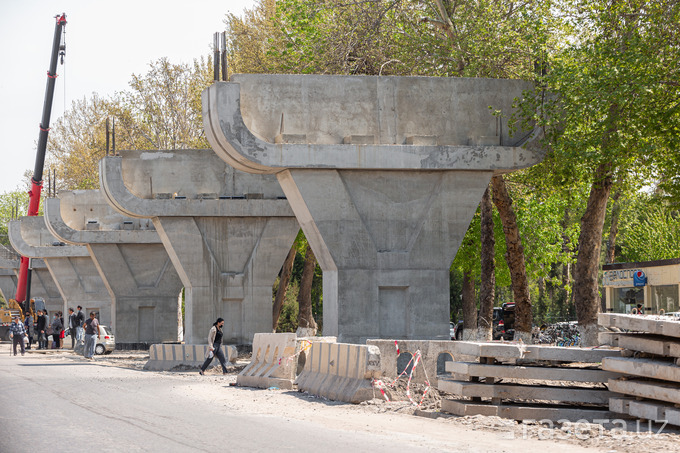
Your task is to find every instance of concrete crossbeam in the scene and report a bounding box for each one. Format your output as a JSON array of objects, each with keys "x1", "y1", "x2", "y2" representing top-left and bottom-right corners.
[
  {"x1": 438, "y1": 379, "x2": 613, "y2": 404},
  {"x1": 100, "y1": 149, "x2": 299, "y2": 345},
  {"x1": 202, "y1": 75, "x2": 543, "y2": 173},
  {"x1": 608, "y1": 378, "x2": 680, "y2": 405},
  {"x1": 599, "y1": 332, "x2": 680, "y2": 358},
  {"x1": 441, "y1": 399, "x2": 616, "y2": 422},
  {"x1": 602, "y1": 357, "x2": 680, "y2": 382},
  {"x1": 450, "y1": 341, "x2": 621, "y2": 363},
  {"x1": 45, "y1": 192, "x2": 183, "y2": 347},
  {"x1": 446, "y1": 361, "x2": 622, "y2": 383},
  {"x1": 599, "y1": 313, "x2": 680, "y2": 338},
  {"x1": 9, "y1": 217, "x2": 111, "y2": 324}
]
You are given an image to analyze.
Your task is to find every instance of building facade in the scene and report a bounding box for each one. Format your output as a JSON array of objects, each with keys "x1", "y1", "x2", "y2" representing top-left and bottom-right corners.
[{"x1": 602, "y1": 258, "x2": 680, "y2": 314}]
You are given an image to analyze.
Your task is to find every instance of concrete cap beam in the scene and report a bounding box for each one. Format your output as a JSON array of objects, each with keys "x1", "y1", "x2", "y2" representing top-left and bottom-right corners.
[
  {"x1": 202, "y1": 75, "x2": 544, "y2": 173},
  {"x1": 9, "y1": 217, "x2": 90, "y2": 259},
  {"x1": 99, "y1": 150, "x2": 294, "y2": 218}
]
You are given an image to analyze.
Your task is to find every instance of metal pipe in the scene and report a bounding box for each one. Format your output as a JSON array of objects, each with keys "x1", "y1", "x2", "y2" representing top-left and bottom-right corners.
[
  {"x1": 213, "y1": 32, "x2": 220, "y2": 81},
  {"x1": 221, "y1": 32, "x2": 228, "y2": 81}
]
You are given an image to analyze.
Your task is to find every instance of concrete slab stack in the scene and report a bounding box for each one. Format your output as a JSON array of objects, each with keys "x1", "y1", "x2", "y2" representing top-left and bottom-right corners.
[
  {"x1": 600, "y1": 313, "x2": 680, "y2": 426},
  {"x1": 203, "y1": 74, "x2": 545, "y2": 343},
  {"x1": 44, "y1": 190, "x2": 183, "y2": 347},
  {"x1": 99, "y1": 149, "x2": 299, "y2": 345},
  {"x1": 9, "y1": 216, "x2": 112, "y2": 325},
  {"x1": 438, "y1": 341, "x2": 622, "y2": 422}
]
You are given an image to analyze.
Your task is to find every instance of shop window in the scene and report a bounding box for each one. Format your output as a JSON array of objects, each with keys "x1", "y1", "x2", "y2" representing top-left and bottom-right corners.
[
  {"x1": 652, "y1": 285, "x2": 679, "y2": 314},
  {"x1": 613, "y1": 287, "x2": 644, "y2": 313}
]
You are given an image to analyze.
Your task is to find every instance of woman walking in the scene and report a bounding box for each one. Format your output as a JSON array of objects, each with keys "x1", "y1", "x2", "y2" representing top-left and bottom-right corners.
[
  {"x1": 199, "y1": 318, "x2": 229, "y2": 375},
  {"x1": 51, "y1": 312, "x2": 63, "y2": 349}
]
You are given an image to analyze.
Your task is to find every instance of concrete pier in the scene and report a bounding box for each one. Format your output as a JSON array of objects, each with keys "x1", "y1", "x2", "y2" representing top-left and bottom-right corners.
[
  {"x1": 203, "y1": 75, "x2": 544, "y2": 342},
  {"x1": 100, "y1": 149, "x2": 299, "y2": 345},
  {"x1": 8, "y1": 216, "x2": 112, "y2": 326},
  {"x1": 45, "y1": 190, "x2": 183, "y2": 347},
  {"x1": 0, "y1": 256, "x2": 64, "y2": 314}
]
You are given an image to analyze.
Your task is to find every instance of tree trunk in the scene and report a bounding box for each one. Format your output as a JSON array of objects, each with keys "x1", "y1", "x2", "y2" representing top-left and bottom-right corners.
[
  {"x1": 491, "y1": 175, "x2": 532, "y2": 342},
  {"x1": 461, "y1": 270, "x2": 477, "y2": 341},
  {"x1": 272, "y1": 244, "x2": 297, "y2": 331},
  {"x1": 606, "y1": 190, "x2": 622, "y2": 264},
  {"x1": 573, "y1": 162, "x2": 613, "y2": 346},
  {"x1": 477, "y1": 185, "x2": 495, "y2": 341},
  {"x1": 296, "y1": 245, "x2": 318, "y2": 336}
]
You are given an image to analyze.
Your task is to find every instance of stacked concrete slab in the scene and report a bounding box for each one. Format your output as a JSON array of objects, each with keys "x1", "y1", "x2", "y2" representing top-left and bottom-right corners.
[
  {"x1": 9, "y1": 216, "x2": 112, "y2": 324},
  {"x1": 100, "y1": 149, "x2": 299, "y2": 345},
  {"x1": 600, "y1": 313, "x2": 680, "y2": 425},
  {"x1": 44, "y1": 190, "x2": 183, "y2": 347},
  {"x1": 203, "y1": 74, "x2": 544, "y2": 343},
  {"x1": 438, "y1": 341, "x2": 622, "y2": 422}
]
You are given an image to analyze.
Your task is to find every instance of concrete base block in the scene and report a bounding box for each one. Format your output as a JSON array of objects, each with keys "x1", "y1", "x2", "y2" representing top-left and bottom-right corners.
[
  {"x1": 602, "y1": 357, "x2": 680, "y2": 383},
  {"x1": 446, "y1": 361, "x2": 621, "y2": 383},
  {"x1": 438, "y1": 379, "x2": 613, "y2": 405},
  {"x1": 441, "y1": 399, "x2": 616, "y2": 422},
  {"x1": 366, "y1": 339, "x2": 456, "y2": 386},
  {"x1": 295, "y1": 342, "x2": 381, "y2": 403},
  {"x1": 144, "y1": 343, "x2": 237, "y2": 371},
  {"x1": 608, "y1": 378, "x2": 680, "y2": 405},
  {"x1": 450, "y1": 341, "x2": 620, "y2": 363}
]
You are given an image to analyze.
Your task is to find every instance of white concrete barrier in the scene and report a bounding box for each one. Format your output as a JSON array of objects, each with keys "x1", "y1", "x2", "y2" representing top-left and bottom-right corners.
[
  {"x1": 144, "y1": 343, "x2": 237, "y2": 371},
  {"x1": 237, "y1": 333, "x2": 336, "y2": 390},
  {"x1": 295, "y1": 342, "x2": 381, "y2": 403}
]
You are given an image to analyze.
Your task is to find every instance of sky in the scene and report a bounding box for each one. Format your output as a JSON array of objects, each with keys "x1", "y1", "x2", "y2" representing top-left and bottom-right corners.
[{"x1": 0, "y1": 0, "x2": 255, "y2": 194}]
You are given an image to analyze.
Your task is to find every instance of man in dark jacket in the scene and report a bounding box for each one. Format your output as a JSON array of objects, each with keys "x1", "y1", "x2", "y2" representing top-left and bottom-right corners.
[
  {"x1": 68, "y1": 308, "x2": 78, "y2": 349},
  {"x1": 36, "y1": 310, "x2": 47, "y2": 350},
  {"x1": 75, "y1": 305, "x2": 85, "y2": 343}
]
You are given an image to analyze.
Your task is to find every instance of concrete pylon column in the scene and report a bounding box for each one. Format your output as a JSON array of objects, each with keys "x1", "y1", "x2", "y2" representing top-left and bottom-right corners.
[
  {"x1": 44, "y1": 191, "x2": 183, "y2": 347},
  {"x1": 203, "y1": 74, "x2": 545, "y2": 343},
  {"x1": 0, "y1": 269, "x2": 17, "y2": 303},
  {"x1": 279, "y1": 169, "x2": 491, "y2": 342},
  {"x1": 8, "y1": 217, "x2": 112, "y2": 326},
  {"x1": 0, "y1": 256, "x2": 64, "y2": 314},
  {"x1": 100, "y1": 149, "x2": 299, "y2": 345}
]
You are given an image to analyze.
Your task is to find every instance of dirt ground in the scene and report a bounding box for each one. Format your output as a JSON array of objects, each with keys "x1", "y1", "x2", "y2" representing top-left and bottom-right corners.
[{"x1": 73, "y1": 349, "x2": 680, "y2": 453}]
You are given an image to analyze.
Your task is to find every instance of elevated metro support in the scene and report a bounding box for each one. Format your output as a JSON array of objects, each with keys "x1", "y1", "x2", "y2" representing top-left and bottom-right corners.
[
  {"x1": 203, "y1": 74, "x2": 545, "y2": 343},
  {"x1": 45, "y1": 191, "x2": 183, "y2": 347},
  {"x1": 9, "y1": 217, "x2": 112, "y2": 327},
  {"x1": 100, "y1": 149, "x2": 299, "y2": 345}
]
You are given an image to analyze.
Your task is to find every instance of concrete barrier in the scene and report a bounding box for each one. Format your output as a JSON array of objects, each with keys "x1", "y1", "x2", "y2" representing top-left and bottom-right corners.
[
  {"x1": 367, "y1": 339, "x2": 455, "y2": 386},
  {"x1": 295, "y1": 342, "x2": 381, "y2": 403},
  {"x1": 144, "y1": 343, "x2": 237, "y2": 371},
  {"x1": 237, "y1": 333, "x2": 336, "y2": 390}
]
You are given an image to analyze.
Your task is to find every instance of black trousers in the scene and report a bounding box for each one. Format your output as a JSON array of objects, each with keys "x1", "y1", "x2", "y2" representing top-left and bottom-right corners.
[
  {"x1": 200, "y1": 343, "x2": 228, "y2": 373},
  {"x1": 12, "y1": 335, "x2": 26, "y2": 356}
]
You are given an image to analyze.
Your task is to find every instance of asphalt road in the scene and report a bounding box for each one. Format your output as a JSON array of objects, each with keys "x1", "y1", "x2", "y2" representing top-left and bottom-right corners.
[{"x1": 0, "y1": 345, "x2": 605, "y2": 453}]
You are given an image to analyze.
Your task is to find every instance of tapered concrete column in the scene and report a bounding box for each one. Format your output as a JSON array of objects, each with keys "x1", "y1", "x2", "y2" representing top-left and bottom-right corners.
[
  {"x1": 203, "y1": 74, "x2": 545, "y2": 342},
  {"x1": 45, "y1": 191, "x2": 183, "y2": 346},
  {"x1": 9, "y1": 217, "x2": 112, "y2": 326},
  {"x1": 100, "y1": 149, "x2": 299, "y2": 345},
  {"x1": 0, "y1": 269, "x2": 17, "y2": 303},
  {"x1": 0, "y1": 256, "x2": 63, "y2": 314}
]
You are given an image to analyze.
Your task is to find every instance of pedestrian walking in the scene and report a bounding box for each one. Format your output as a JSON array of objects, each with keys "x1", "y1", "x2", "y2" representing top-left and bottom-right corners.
[
  {"x1": 36, "y1": 310, "x2": 48, "y2": 350},
  {"x1": 83, "y1": 312, "x2": 100, "y2": 359},
  {"x1": 9, "y1": 316, "x2": 27, "y2": 356},
  {"x1": 24, "y1": 312, "x2": 34, "y2": 350},
  {"x1": 199, "y1": 318, "x2": 229, "y2": 375},
  {"x1": 68, "y1": 308, "x2": 77, "y2": 349},
  {"x1": 51, "y1": 313, "x2": 63, "y2": 349}
]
